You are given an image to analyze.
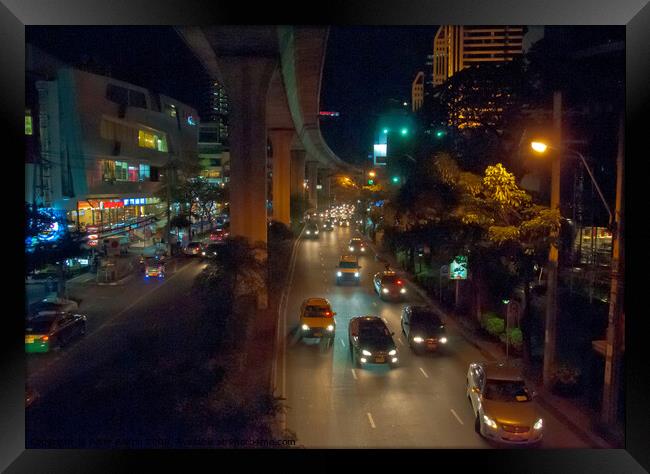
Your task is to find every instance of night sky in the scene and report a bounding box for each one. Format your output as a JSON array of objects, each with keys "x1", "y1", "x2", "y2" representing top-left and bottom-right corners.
[{"x1": 26, "y1": 26, "x2": 439, "y2": 165}]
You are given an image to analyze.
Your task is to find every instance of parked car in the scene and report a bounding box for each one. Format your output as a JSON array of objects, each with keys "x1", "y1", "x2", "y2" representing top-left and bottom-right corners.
[
  {"x1": 25, "y1": 312, "x2": 87, "y2": 353},
  {"x1": 467, "y1": 361, "x2": 544, "y2": 445},
  {"x1": 401, "y1": 305, "x2": 448, "y2": 353},
  {"x1": 348, "y1": 316, "x2": 399, "y2": 368}
]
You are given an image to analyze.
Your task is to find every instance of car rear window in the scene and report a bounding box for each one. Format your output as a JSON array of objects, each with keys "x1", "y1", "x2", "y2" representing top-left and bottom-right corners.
[
  {"x1": 26, "y1": 319, "x2": 55, "y2": 333},
  {"x1": 304, "y1": 305, "x2": 331, "y2": 317},
  {"x1": 381, "y1": 275, "x2": 398, "y2": 284}
]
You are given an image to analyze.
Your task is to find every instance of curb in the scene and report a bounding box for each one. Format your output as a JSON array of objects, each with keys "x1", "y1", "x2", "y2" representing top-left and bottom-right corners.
[{"x1": 362, "y1": 234, "x2": 615, "y2": 449}]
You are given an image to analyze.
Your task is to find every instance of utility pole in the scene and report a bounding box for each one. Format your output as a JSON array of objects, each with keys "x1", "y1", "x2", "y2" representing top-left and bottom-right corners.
[
  {"x1": 543, "y1": 91, "x2": 562, "y2": 387},
  {"x1": 601, "y1": 113, "x2": 624, "y2": 426}
]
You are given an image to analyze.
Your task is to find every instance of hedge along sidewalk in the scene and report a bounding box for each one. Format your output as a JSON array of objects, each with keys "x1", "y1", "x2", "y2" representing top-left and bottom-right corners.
[{"x1": 362, "y1": 234, "x2": 615, "y2": 449}]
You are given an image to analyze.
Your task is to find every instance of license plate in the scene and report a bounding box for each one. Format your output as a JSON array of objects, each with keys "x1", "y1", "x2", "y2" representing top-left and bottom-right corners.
[
  {"x1": 427, "y1": 342, "x2": 437, "y2": 348},
  {"x1": 375, "y1": 356, "x2": 385, "y2": 363},
  {"x1": 313, "y1": 332, "x2": 322, "y2": 337},
  {"x1": 25, "y1": 336, "x2": 35, "y2": 343}
]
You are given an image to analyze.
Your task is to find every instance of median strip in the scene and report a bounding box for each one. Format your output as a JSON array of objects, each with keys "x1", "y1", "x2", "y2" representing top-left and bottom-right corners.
[{"x1": 419, "y1": 367, "x2": 429, "y2": 379}]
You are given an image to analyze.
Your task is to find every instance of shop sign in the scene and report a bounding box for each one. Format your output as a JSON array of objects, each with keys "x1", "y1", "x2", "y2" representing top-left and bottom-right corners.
[
  {"x1": 100, "y1": 200, "x2": 124, "y2": 209},
  {"x1": 123, "y1": 198, "x2": 147, "y2": 206},
  {"x1": 450, "y1": 255, "x2": 468, "y2": 280}
]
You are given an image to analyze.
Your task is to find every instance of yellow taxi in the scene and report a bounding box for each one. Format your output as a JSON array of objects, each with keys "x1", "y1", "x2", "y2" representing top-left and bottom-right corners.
[{"x1": 299, "y1": 297, "x2": 337, "y2": 342}]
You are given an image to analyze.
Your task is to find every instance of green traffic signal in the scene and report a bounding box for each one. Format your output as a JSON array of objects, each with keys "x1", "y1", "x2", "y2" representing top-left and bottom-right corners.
[
  {"x1": 400, "y1": 128, "x2": 408, "y2": 136},
  {"x1": 392, "y1": 176, "x2": 400, "y2": 184},
  {"x1": 435, "y1": 129, "x2": 445, "y2": 138},
  {"x1": 368, "y1": 179, "x2": 375, "y2": 185}
]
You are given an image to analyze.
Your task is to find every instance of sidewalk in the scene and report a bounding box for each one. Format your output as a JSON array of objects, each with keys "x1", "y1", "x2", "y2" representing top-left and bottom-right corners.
[{"x1": 363, "y1": 235, "x2": 621, "y2": 449}]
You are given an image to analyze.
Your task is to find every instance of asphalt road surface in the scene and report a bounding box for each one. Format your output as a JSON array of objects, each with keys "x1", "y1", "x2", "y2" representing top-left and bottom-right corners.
[{"x1": 278, "y1": 224, "x2": 590, "y2": 448}]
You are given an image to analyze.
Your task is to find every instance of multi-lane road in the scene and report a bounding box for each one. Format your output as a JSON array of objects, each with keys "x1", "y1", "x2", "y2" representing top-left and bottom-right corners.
[{"x1": 278, "y1": 224, "x2": 590, "y2": 448}]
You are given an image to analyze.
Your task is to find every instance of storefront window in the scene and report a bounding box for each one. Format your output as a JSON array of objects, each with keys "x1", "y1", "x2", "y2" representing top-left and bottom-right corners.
[
  {"x1": 115, "y1": 161, "x2": 128, "y2": 181},
  {"x1": 102, "y1": 160, "x2": 116, "y2": 182},
  {"x1": 139, "y1": 164, "x2": 150, "y2": 181},
  {"x1": 128, "y1": 166, "x2": 138, "y2": 182},
  {"x1": 138, "y1": 129, "x2": 168, "y2": 152}
]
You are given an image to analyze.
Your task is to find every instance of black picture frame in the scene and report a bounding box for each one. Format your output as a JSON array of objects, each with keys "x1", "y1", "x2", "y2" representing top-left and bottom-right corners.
[{"x1": 3, "y1": 0, "x2": 648, "y2": 472}]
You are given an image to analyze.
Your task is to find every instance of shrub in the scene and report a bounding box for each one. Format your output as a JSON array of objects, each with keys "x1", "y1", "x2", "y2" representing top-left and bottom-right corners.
[
  {"x1": 480, "y1": 311, "x2": 500, "y2": 330},
  {"x1": 485, "y1": 317, "x2": 505, "y2": 336},
  {"x1": 499, "y1": 327, "x2": 523, "y2": 349}
]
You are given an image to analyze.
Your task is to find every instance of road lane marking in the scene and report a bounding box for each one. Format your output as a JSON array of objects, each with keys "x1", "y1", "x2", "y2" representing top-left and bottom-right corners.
[
  {"x1": 419, "y1": 367, "x2": 429, "y2": 379},
  {"x1": 351, "y1": 369, "x2": 358, "y2": 380},
  {"x1": 367, "y1": 412, "x2": 376, "y2": 429},
  {"x1": 340, "y1": 339, "x2": 345, "y2": 347},
  {"x1": 382, "y1": 317, "x2": 388, "y2": 323},
  {"x1": 451, "y1": 409, "x2": 464, "y2": 425},
  {"x1": 397, "y1": 337, "x2": 404, "y2": 345}
]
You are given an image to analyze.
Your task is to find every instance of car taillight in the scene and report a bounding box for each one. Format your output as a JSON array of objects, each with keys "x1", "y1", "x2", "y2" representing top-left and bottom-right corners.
[
  {"x1": 41, "y1": 335, "x2": 49, "y2": 341},
  {"x1": 325, "y1": 311, "x2": 331, "y2": 317},
  {"x1": 397, "y1": 280, "x2": 403, "y2": 285}
]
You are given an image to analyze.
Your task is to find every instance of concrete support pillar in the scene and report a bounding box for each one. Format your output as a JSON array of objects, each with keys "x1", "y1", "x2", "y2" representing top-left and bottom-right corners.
[
  {"x1": 290, "y1": 149, "x2": 306, "y2": 198},
  {"x1": 306, "y1": 160, "x2": 319, "y2": 211},
  {"x1": 269, "y1": 129, "x2": 294, "y2": 226},
  {"x1": 319, "y1": 169, "x2": 331, "y2": 210},
  {"x1": 218, "y1": 56, "x2": 277, "y2": 246}
]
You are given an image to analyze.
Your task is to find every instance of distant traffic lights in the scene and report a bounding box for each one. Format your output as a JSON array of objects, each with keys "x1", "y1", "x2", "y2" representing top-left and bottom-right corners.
[
  {"x1": 391, "y1": 176, "x2": 400, "y2": 184},
  {"x1": 435, "y1": 129, "x2": 446, "y2": 138},
  {"x1": 368, "y1": 179, "x2": 375, "y2": 185}
]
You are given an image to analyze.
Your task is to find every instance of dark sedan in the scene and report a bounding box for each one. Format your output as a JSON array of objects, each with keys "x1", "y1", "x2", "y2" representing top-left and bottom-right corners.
[
  {"x1": 201, "y1": 243, "x2": 221, "y2": 259},
  {"x1": 25, "y1": 312, "x2": 87, "y2": 353},
  {"x1": 348, "y1": 316, "x2": 399, "y2": 368},
  {"x1": 304, "y1": 222, "x2": 320, "y2": 239},
  {"x1": 401, "y1": 306, "x2": 448, "y2": 353}
]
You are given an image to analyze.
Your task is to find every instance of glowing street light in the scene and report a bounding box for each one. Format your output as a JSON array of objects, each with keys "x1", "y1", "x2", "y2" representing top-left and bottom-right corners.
[
  {"x1": 530, "y1": 141, "x2": 549, "y2": 153},
  {"x1": 368, "y1": 170, "x2": 376, "y2": 178}
]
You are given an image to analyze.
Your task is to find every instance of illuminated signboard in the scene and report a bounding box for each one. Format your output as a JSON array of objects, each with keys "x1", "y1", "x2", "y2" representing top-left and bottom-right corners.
[
  {"x1": 373, "y1": 144, "x2": 387, "y2": 157},
  {"x1": 319, "y1": 111, "x2": 340, "y2": 117},
  {"x1": 450, "y1": 255, "x2": 468, "y2": 280}
]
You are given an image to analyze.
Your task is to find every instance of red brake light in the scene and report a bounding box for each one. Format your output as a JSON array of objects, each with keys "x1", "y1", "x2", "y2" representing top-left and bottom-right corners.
[
  {"x1": 325, "y1": 311, "x2": 331, "y2": 317},
  {"x1": 397, "y1": 280, "x2": 403, "y2": 285},
  {"x1": 41, "y1": 335, "x2": 49, "y2": 341}
]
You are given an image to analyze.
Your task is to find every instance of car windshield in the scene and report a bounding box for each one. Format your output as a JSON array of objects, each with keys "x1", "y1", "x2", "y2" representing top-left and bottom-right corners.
[
  {"x1": 350, "y1": 239, "x2": 361, "y2": 244},
  {"x1": 359, "y1": 322, "x2": 391, "y2": 342},
  {"x1": 484, "y1": 379, "x2": 531, "y2": 402},
  {"x1": 304, "y1": 305, "x2": 331, "y2": 317},
  {"x1": 381, "y1": 275, "x2": 398, "y2": 284},
  {"x1": 26, "y1": 318, "x2": 56, "y2": 333},
  {"x1": 411, "y1": 312, "x2": 443, "y2": 331},
  {"x1": 339, "y1": 261, "x2": 358, "y2": 268}
]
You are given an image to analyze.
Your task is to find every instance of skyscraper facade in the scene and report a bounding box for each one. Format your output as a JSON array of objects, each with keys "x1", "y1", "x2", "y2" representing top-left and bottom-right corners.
[{"x1": 432, "y1": 26, "x2": 526, "y2": 86}]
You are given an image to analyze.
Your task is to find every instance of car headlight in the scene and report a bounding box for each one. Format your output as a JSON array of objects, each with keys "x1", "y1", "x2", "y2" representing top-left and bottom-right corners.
[
  {"x1": 400, "y1": 288, "x2": 406, "y2": 294},
  {"x1": 349, "y1": 246, "x2": 354, "y2": 251},
  {"x1": 354, "y1": 272, "x2": 359, "y2": 277},
  {"x1": 306, "y1": 231, "x2": 311, "y2": 235},
  {"x1": 412, "y1": 336, "x2": 424, "y2": 343},
  {"x1": 361, "y1": 247, "x2": 365, "y2": 252},
  {"x1": 337, "y1": 271, "x2": 342, "y2": 277},
  {"x1": 202, "y1": 252, "x2": 206, "y2": 256},
  {"x1": 388, "y1": 349, "x2": 397, "y2": 356},
  {"x1": 382, "y1": 288, "x2": 389, "y2": 294},
  {"x1": 302, "y1": 324, "x2": 310, "y2": 331},
  {"x1": 533, "y1": 418, "x2": 543, "y2": 430},
  {"x1": 362, "y1": 349, "x2": 372, "y2": 356},
  {"x1": 483, "y1": 415, "x2": 498, "y2": 430},
  {"x1": 439, "y1": 337, "x2": 448, "y2": 344},
  {"x1": 314, "y1": 231, "x2": 319, "y2": 234},
  {"x1": 327, "y1": 325, "x2": 334, "y2": 331}
]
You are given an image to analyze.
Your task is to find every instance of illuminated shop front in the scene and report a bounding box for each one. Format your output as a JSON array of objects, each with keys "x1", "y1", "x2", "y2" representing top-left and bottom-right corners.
[{"x1": 68, "y1": 197, "x2": 164, "y2": 232}]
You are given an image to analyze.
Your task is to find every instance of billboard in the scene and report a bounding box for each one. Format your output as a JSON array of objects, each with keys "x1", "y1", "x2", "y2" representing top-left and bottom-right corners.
[{"x1": 373, "y1": 144, "x2": 387, "y2": 166}]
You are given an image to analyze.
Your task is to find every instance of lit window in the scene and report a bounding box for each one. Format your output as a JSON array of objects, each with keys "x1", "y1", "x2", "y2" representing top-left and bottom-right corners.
[
  {"x1": 138, "y1": 129, "x2": 168, "y2": 152},
  {"x1": 128, "y1": 166, "x2": 138, "y2": 182},
  {"x1": 115, "y1": 161, "x2": 128, "y2": 181},
  {"x1": 25, "y1": 110, "x2": 33, "y2": 135},
  {"x1": 139, "y1": 164, "x2": 150, "y2": 181}
]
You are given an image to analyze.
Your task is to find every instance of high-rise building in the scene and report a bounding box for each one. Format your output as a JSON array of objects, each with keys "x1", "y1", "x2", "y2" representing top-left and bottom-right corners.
[
  {"x1": 25, "y1": 45, "x2": 199, "y2": 238},
  {"x1": 200, "y1": 79, "x2": 229, "y2": 146},
  {"x1": 411, "y1": 72, "x2": 425, "y2": 112},
  {"x1": 197, "y1": 79, "x2": 230, "y2": 186},
  {"x1": 432, "y1": 26, "x2": 526, "y2": 86}
]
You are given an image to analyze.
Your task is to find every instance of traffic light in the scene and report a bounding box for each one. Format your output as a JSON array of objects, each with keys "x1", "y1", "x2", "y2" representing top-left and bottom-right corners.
[
  {"x1": 368, "y1": 179, "x2": 375, "y2": 185},
  {"x1": 391, "y1": 176, "x2": 400, "y2": 184},
  {"x1": 435, "y1": 129, "x2": 446, "y2": 138},
  {"x1": 400, "y1": 128, "x2": 408, "y2": 136}
]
